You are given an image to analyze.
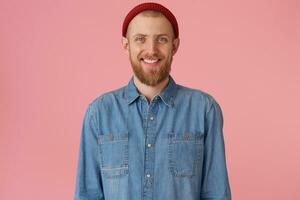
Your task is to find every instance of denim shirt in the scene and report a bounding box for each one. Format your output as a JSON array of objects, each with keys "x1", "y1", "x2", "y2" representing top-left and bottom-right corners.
[{"x1": 74, "y1": 75, "x2": 231, "y2": 200}]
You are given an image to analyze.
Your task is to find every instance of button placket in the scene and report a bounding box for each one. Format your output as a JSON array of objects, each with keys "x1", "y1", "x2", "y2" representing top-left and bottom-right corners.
[{"x1": 142, "y1": 100, "x2": 158, "y2": 200}]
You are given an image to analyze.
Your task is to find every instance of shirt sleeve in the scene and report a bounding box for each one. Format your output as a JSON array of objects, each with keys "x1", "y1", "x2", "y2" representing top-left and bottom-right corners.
[
  {"x1": 74, "y1": 104, "x2": 105, "y2": 200},
  {"x1": 200, "y1": 98, "x2": 232, "y2": 200}
]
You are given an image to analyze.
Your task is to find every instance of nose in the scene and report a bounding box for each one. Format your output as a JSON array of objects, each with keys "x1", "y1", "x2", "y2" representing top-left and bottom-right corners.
[{"x1": 145, "y1": 39, "x2": 158, "y2": 55}]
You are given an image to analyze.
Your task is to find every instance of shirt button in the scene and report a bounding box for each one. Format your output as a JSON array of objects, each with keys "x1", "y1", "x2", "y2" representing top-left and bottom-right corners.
[
  {"x1": 147, "y1": 144, "x2": 152, "y2": 148},
  {"x1": 150, "y1": 116, "x2": 154, "y2": 120},
  {"x1": 146, "y1": 174, "x2": 151, "y2": 178}
]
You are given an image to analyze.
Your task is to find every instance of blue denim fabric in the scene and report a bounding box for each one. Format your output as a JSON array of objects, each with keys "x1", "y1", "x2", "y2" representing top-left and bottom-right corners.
[{"x1": 74, "y1": 75, "x2": 231, "y2": 200}]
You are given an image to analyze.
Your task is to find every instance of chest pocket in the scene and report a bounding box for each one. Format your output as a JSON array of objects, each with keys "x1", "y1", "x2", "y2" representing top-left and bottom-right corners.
[
  {"x1": 168, "y1": 132, "x2": 204, "y2": 178},
  {"x1": 98, "y1": 132, "x2": 129, "y2": 178}
]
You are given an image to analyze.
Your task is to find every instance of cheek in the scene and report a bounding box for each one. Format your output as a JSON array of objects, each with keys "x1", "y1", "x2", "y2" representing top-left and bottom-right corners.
[
  {"x1": 129, "y1": 49, "x2": 139, "y2": 58},
  {"x1": 129, "y1": 47, "x2": 142, "y2": 57},
  {"x1": 161, "y1": 49, "x2": 173, "y2": 60},
  {"x1": 160, "y1": 45, "x2": 173, "y2": 54}
]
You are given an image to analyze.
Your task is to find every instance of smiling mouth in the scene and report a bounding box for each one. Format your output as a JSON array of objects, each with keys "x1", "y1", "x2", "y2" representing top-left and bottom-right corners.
[{"x1": 141, "y1": 58, "x2": 161, "y2": 67}]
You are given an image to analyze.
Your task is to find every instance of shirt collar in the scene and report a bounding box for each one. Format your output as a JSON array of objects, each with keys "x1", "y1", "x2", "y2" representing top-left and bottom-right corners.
[{"x1": 125, "y1": 75, "x2": 178, "y2": 107}]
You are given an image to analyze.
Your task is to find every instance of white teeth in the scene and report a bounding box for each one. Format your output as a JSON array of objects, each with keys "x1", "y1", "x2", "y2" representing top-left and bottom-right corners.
[{"x1": 143, "y1": 59, "x2": 159, "y2": 64}]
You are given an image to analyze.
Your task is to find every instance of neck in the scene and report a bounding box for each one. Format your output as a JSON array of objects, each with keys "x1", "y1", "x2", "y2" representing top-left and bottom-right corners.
[{"x1": 133, "y1": 75, "x2": 169, "y2": 104}]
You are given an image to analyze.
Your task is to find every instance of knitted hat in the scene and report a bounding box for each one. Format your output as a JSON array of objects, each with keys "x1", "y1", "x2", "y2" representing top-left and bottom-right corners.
[{"x1": 122, "y1": 2, "x2": 179, "y2": 38}]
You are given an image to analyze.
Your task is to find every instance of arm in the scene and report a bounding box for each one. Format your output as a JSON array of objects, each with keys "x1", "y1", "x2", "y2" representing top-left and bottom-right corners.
[
  {"x1": 74, "y1": 104, "x2": 104, "y2": 200},
  {"x1": 200, "y1": 98, "x2": 232, "y2": 200}
]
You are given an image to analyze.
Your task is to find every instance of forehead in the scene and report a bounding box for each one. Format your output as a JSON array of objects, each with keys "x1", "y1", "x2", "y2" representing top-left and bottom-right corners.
[{"x1": 127, "y1": 12, "x2": 174, "y2": 37}]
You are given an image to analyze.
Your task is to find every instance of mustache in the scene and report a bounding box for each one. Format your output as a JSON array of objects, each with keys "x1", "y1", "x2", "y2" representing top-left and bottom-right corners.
[{"x1": 139, "y1": 54, "x2": 161, "y2": 60}]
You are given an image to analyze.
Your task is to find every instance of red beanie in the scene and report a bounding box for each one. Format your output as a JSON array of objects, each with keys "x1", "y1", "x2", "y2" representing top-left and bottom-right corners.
[{"x1": 122, "y1": 2, "x2": 179, "y2": 38}]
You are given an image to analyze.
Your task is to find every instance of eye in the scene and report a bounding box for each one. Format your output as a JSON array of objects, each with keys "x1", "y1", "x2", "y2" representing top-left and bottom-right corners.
[
  {"x1": 135, "y1": 37, "x2": 145, "y2": 43},
  {"x1": 158, "y1": 37, "x2": 168, "y2": 43}
]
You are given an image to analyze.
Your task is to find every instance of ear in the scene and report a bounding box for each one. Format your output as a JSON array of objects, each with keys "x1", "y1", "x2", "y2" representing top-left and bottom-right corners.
[
  {"x1": 172, "y1": 37, "x2": 180, "y2": 56},
  {"x1": 122, "y1": 37, "x2": 129, "y2": 55}
]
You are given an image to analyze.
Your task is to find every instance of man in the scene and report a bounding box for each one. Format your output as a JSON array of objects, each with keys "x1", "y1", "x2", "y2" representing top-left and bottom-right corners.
[{"x1": 74, "y1": 2, "x2": 231, "y2": 200}]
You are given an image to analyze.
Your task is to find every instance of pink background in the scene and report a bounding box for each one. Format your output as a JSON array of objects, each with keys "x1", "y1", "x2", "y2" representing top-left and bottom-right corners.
[{"x1": 1, "y1": 0, "x2": 299, "y2": 199}]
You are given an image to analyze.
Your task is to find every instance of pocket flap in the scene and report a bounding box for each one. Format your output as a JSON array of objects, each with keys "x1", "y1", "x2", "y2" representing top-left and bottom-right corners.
[
  {"x1": 168, "y1": 132, "x2": 204, "y2": 144},
  {"x1": 98, "y1": 132, "x2": 128, "y2": 143}
]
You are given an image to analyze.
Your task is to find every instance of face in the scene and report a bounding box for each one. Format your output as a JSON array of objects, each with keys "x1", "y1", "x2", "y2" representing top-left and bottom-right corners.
[{"x1": 122, "y1": 13, "x2": 180, "y2": 86}]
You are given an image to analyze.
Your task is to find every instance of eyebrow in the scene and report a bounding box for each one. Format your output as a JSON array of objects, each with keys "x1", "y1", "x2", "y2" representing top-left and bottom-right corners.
[{"x1": 132, "y1": 33, "x2": 170, "y2": 38}]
